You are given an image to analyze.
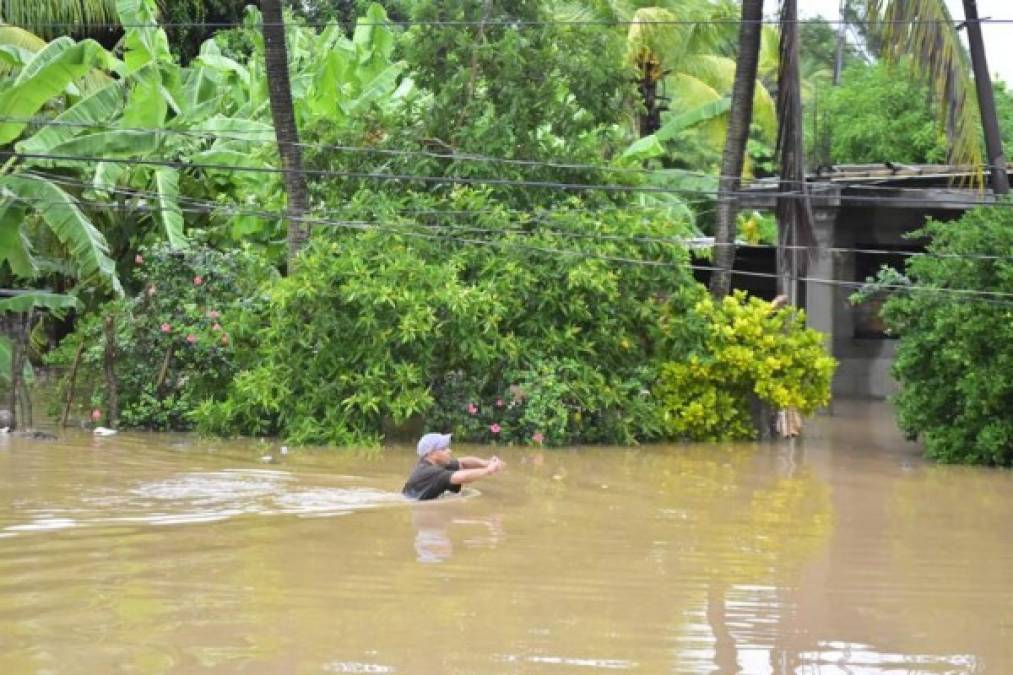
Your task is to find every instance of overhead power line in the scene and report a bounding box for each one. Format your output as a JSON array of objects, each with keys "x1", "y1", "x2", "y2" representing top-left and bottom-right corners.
[
  {"x1": 12, "y1": 150, "x2": 1013, "y2": 210},
  {"x1": 21, "y1": 169, "x2": 1013, "y2": 263},
  {"x1": 8, "y1": 176, "x2": 1013, "y2": 305},
  {"x1": 3, "y1": 116, "x2": 1002, "y2": 198},
  {"x1": 11, "y1": 18, "x2": 1013, "y2": 30}
]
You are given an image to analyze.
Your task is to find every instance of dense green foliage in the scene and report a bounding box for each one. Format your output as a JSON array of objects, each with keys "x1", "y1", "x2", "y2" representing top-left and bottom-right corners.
[
  {"x1": 16, "y1": 0, "x2": 842, "y2": 446},
  {"x1": 867, "y1": 208, "x2": 1013, "y2": 465},
  {"x1": 656, "y1": 292, "x2": 836, "y2": 441},
  {"x1": 47, "y1": 242, "x2": 277, "y2": 429},
  {"x1": 194, "y1": 191, "x2": 704, "y2": 446},
  {"x1": 819, "y1": 61, "x2": 947, "y2": 164}
]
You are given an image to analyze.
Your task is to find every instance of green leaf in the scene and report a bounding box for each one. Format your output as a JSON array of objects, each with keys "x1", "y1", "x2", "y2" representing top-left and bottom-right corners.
[
  {"x1": 0, "y1": 291, "x2": 80, "y2": 314},
  {"x1": 91, "y1": 161, "x2": 127, "y2": 197},
  {"x1": 620, "y1": 135, "x2": 666, "y2": 162},
  {"x1": 121, "y1": 70, "x2": 168, "y2": 128},
  {"x1": 0, "y1": 175, "x2": 121, "y2": 295},
  {"x1": 117, "y1": 0, "x2": 172, "y2": 74},
  {"x1": 153, "y1": 167, "x2": 185, "y2": 248},
  {"x1": 0, "y1": 38, "x2": 117, "y2": 145},
  {"x1": 0, "y1": 202, "x2": 35, "y2": 277},
  {"x1": 30, "y1": 129, "x2": 162, "y2": 163},
  {"x1": 15, "y1": 80, "x2": 126, "y2": 156},
  {"x1": 655, "y1": 97, "x2": 731, "y2": 142}
]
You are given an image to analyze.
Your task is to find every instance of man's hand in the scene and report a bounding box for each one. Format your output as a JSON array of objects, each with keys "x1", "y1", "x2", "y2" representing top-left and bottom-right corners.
[{"x1": 487, "y1": 456, "x2": 506, "y2": 474}]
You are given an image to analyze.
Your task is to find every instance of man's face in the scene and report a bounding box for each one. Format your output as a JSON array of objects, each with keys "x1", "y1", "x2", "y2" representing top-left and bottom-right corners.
[{"x1": 428, "y1": 448, "x2": 453, "y2": 466}]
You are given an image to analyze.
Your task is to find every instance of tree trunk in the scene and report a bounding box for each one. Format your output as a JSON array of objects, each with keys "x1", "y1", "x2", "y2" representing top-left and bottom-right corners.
[
  {"x1": 775, "y1": 0, "x2": 815, "y2": 306},
  {"x1": 709, "y1": 0, "x2": 764, "y2": 299},
  {"x1": 261, "y1": 0, "x2": 311, "y2": 269},
  {"x1": 103, "y1": 314, "x2": 118, "y2": 428},
  {"x1": 962, "y1": 0, "x2": 1009, "y2": 195}
]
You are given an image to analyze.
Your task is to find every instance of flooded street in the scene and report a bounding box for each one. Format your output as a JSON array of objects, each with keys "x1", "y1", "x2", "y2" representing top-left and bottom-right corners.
[{"x1": 1, "y1": 401, "x2": 1010, "y2": 674}]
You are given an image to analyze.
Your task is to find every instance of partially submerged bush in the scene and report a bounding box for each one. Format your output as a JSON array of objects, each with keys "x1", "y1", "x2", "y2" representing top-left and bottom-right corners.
[
  {"x1": 872, "y1": 208, "x2": 1013, "y2": 465},
  {"x1": 655, "y1": 292, "x2": 836, "y2": 441},
  {"x1": 194, "y1": 191, "x2": 704, "y2": 446},
  {"x1": 47, "y1": 242, "x2": 277, "y2": 429}
]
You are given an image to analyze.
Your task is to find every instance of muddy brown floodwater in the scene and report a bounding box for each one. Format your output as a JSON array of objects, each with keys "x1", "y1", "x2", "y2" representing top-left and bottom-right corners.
[{"x1": 0, "y1": 400, "x2": 1010, "y2": 674}]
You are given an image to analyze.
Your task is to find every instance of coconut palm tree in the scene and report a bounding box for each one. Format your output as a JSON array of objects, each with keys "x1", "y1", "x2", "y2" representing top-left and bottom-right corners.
[
  {"x1": 709, "y1": 0, "x2": 986, "y2": 299},
  {"x1": 260, "y1": 0, "x2": 309, "y2": 266},
  {"x1": 709, "y1": 0, "x2": 763, "y2": 299}
]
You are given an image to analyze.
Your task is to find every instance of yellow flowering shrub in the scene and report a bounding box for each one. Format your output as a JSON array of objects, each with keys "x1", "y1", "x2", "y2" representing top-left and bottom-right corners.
[{"x1": 657, "y1": 291, "x2": 836, "y2": 441}]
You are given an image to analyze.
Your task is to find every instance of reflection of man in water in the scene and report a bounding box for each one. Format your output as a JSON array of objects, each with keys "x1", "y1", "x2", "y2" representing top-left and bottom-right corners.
[
  {"x1": 412, "y1": 504, "x2": 505, "y2": 564},
  {"x1": 402, "y1": 432, "x2": 505, "y2": 500}
]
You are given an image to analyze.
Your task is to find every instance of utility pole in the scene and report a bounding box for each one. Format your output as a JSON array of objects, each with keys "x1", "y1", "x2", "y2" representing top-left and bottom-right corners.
[
  {"x1": 832, "y1": 0, "x2": 847, "y2": 85},
  {"x1": 963, "y1": 0, "x2": 1009, "y2": 195}
]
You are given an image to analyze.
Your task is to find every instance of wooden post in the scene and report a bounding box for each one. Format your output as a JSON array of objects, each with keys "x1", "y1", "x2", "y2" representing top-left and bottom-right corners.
[
  {"x1": 103, "y1": 314, "x2": 118, "y2": 428},
  {"x1": 60, "y1": 339, "x2": 86, "y2": 428},
  {"x1": 962, "y1": 0, "x2": 1009, "y2": 195},
  {"x1": 7, "y1": 314, "x2": 19, "y2": 430}
]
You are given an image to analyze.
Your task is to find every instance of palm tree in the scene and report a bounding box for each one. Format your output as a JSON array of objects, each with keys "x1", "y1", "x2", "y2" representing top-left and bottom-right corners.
[
  {"x1": 260, "y1": 0, "x2": 309, "y2": 267},
  {"x1": 709, "y1": 0, "x2": 987, "y2": 299},
  {"x1": 709, "y1": 0, "x2": 763, "y2": 299}
]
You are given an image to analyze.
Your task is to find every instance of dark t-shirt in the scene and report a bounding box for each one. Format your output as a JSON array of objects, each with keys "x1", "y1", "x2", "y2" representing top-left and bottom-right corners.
[{"x1": 402, "y1": 458, "x2": 462, "y2": 500}]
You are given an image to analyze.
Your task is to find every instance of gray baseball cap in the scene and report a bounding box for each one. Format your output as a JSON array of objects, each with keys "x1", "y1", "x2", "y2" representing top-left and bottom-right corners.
[{"x1": 417, "y1": 432, "x2": 453, "y2": 457}]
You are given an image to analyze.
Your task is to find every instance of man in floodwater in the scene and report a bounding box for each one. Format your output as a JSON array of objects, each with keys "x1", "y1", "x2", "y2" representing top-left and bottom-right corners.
[{"x1": 403, "y1": 432, "x2": 505, "y2": 500}]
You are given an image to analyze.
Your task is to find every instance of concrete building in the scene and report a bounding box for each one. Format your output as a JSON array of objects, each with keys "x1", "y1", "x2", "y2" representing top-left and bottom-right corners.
[{"x1": 733, "y1": 164, "x2": 996, "y2": 399}]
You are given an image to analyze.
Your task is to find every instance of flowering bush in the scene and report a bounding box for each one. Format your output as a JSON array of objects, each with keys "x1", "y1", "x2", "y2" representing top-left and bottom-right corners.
[
  {"x1": 655, "y1": 292, "x2": 836, "y2": 441},
  {"x1": 47, "y1": 242, "x2": 277, "y2": 429}
]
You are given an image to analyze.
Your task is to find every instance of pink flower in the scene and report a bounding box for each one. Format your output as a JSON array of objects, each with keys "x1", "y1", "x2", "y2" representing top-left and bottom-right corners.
[
  {"x1": 90, "y1": 409, "x2": 102, "y2": 422},
  {"x1": 186, "y1": 333, "x2": 197, "y2": 344},
  {"x1": 207, "y1": 310, "x2": 220, "y2": 320},
  {"x1": 212, "y1": 323, "x2": 222, "y2": 332},
  {"x1": 221, "y1": 334, "x2": 230, "y2": 346},
  {"x1": 495, "y1": 398, "x2": 504, "y2": 408},
  {"x1": 134, "y1": 254, "x2": 143, "y2": 265},
  {"x1": 467, "y1": 403, "x2": 478, "y2": 415},
  {"x1": 193, "y1": 275, "x2": 203, "y2": 286},
  {"x1": 489, "y1": 423, "x2": 501, "y2": 434},
  {"x1": 160, "y1": 323, "x2": 172, "y2": 333},
  {"x1": 532, "y1": 432, "x2": 544, "y2": 444}
]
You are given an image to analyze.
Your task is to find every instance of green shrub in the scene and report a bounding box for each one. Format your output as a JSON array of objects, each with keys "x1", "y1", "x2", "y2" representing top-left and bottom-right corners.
[
  {"x1": 194, "y1": 189, "x2": 704, "y2": 446},
  {"x1": 655, "y1": 292, "x2": 836, "y2": 441},
  {"x1": 872, "y1": 207, "x2": 1013, "y2": 465},
  {"x1": 47, "y1": 242, "x2": 277, "y2": 429}
]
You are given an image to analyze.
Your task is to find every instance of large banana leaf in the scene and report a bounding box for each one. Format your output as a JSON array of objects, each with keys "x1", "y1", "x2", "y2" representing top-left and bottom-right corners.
[
  {"x1": 117, "y1": 0, "x2": 171, "y2": 75},
  {"x1": 0, "y1": 38, "x2": 117, "y2": 144},
  {"x1": 153, "y1": 167, "x2": 185, "y2": 248},
  {"x1": 37, "y1": 129, "x2": 162, "y2": 160},
  {"x1": 0, "y1": 291, "x2": 80, "y2": 314},
  {"x1": 121, "y1": 70, "x2": 168, "y2": 129},
  {"x1": 0, "y1": 203, "x2": 35, "y2": 277},
  {"x1": 0, "y1": 175, "x2": 121, "y2": 295},
  {"x1": 15, "y1": 80, "x2": 126, "y2": 156},
  {"x1": 621, "y1": 97, "x2": 732, "y2": 161}
]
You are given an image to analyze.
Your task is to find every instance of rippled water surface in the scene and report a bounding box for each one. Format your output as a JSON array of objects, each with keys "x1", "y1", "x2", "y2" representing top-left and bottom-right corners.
[{"x1": 1, "y1": 401, "x2": 1011, "y2": 674}]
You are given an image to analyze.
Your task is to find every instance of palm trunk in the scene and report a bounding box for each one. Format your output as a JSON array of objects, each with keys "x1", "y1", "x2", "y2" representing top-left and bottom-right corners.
[
  {"x1": 775, "y1": 0, "x2": 814, "y2": 305},
  {"x1": 709, "y1": 0, "x2": 764, "y2": 299},
  {"x1": 261, "y1": 0, "x2": 310, "y2": 269}
]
